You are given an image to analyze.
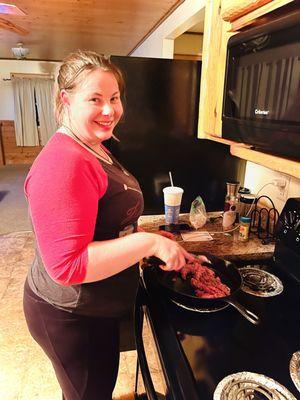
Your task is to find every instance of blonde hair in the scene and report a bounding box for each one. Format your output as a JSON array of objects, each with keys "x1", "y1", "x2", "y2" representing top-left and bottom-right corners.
[{"x1": 54, "y1": 50, "x2": 125, "y2": 125}]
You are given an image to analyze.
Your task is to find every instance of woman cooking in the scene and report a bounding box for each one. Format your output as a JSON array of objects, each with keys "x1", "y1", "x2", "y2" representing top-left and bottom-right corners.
[{"x1": 23, "y1": 50, "x2": 197, "y2": 400}]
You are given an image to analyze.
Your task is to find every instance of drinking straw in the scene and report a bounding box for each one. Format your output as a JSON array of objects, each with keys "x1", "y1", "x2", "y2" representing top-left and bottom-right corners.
[{"x1": 169, "y1": 171, "x2": 174, "y2": 187}]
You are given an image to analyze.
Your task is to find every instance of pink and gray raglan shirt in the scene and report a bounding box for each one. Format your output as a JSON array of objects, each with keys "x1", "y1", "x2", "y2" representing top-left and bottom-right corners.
[{"x1": 24, "y1": 132, "x2": 144, "y2": 317}]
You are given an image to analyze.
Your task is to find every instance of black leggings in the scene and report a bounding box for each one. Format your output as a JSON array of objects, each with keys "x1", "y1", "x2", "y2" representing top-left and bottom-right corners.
[{"x1": 23, "y1": 281, "x2": 120, "y2": 400}]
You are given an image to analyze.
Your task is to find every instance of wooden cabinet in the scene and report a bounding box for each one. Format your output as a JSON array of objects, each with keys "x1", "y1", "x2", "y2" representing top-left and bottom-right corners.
[
  {"x1": 227, "y1": 0, "x2": 295, "y2": 31},
  {"x1": 197, "y1": 0, "x2": 300, "y2": 179},
  {"x1": 221, "y1": 0, "x2": 273, "y2": 22},
  {"x1": 198, "y1": 0, "x2": 232, "y2": 142}
]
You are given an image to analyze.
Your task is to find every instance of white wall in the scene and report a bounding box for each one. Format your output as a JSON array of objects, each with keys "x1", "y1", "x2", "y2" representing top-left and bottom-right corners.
[
  {"x1": 174, "y1": 33, "x2": 203, "y2": 56},
  {"x1": 244, "y1": 162, "x2": 300, "y2": 213},
  {"x1": 131, "y1": 0, "x2": 205, "y2": 58},
  {"x1": 0, "y1": 60, "x2": 59, "y2": 120}
]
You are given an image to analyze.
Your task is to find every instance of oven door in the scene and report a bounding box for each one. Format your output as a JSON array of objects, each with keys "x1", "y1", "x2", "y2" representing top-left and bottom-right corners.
[
  {"x1": 134, "y1": 288, "x2": 169, "y2": 399},
  {"x1": 134, "y1": 284, "x2": 199, "y2": 400}
]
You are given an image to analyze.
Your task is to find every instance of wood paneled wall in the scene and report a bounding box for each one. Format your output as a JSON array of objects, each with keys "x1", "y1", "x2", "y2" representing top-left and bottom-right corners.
[{"x1": 0, "y1": 120, "x2": 42, "y2": 165}]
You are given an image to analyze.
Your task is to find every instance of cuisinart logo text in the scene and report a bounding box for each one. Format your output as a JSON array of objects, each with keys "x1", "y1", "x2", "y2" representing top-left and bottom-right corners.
[{"x1": 255, "y1": 108, "x2": 270, "y2": 115}]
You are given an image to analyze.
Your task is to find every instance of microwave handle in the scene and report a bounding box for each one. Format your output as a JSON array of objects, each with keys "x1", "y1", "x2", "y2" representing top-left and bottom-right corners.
[{"x1": 134, "y1": 289, "x2": 159, "y2": 400}]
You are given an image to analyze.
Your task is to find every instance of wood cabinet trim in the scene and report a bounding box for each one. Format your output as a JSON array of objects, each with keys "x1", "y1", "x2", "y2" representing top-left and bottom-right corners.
[
  {"x1": 222, "y1": 0, "x2": 272, "y2": 22},
  {"x1": 229, "y1": 0, "x2": 294, "y2": 31},
  {"x1": 230, "y1": 145, "x2": 300, "y2": 179}
]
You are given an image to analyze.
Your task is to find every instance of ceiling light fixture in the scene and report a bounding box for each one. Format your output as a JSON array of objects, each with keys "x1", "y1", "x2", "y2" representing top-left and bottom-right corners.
[
  {"x1": 11, "y1": 42, "x2": 29, "y2": 59},
  {"x1": 0, "y1": 2, "x2": 25, "y2": 16}
]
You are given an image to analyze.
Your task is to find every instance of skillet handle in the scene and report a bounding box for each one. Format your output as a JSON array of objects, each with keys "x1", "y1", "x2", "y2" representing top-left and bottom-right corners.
[
  {"x1": 226, "y1": 298, "x2": 260, "y2": 325},
  {"x1": 144, "y1": 256, "x2": 165, "y2": 266}
]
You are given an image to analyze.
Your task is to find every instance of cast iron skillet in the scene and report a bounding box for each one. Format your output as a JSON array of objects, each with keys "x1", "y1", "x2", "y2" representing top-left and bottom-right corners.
[{"x1": 143, "y1": 252, "x2": 260, "y2": 325}]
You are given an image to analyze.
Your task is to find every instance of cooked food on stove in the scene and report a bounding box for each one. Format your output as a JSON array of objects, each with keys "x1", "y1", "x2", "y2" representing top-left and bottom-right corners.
[{"x1": 179, "y1": 260, "x2": 231, "y2": 298}]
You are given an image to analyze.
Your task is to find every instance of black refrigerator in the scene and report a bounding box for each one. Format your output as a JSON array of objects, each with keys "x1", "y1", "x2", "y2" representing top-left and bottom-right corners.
[{"x1": 108, "y1": 55, "x2": 245, "y2": 215}]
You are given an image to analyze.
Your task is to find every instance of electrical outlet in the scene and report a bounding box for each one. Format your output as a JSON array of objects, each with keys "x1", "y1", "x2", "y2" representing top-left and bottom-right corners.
[{"x1": 276, "y1": 176, "x2": 290, "y2": 201}]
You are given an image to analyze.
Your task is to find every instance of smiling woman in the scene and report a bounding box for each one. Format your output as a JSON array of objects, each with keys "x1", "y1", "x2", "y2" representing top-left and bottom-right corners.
[
  {"x1": 60, "y1": 69, "x2": 123, "y2": 147},
  {"x1": 22, "y1": 49, "x2": 195, "y2": 400}
]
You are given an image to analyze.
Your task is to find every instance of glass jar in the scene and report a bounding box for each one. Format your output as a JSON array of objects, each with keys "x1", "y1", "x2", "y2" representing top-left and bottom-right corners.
[{"x1": 239, "y1": 216, "x2": 251, "y2": 241}]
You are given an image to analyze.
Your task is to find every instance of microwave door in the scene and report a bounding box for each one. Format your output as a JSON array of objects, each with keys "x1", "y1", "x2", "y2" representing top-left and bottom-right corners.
[
  {"x1": 286, "y1": 58, "x2": 300, "y2": 121},
  {"x1": 268, "y1": 62, "x2": 277, "y2": 117},
  {"x1": 274, "y1": 59, "x2": 286, "y2": 119},
  {"x1": 245, "y1": 64, "x2": 255, "y2": 119},
  {"x1": 279, "y1": 59, "x2": 291, "y2": 120},
  {"x1": 257, "y1": 62, "x2": 268, "y2": 116},
  {"x1": 239, "y1": 65, "x2": 247, "y2": 118},
  {"x1": 281, "y1": 56, "x2": 300, "y2": 121}
]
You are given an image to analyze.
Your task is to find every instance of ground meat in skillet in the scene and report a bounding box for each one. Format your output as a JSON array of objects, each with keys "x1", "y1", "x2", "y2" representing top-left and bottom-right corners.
[{"x1": 180, "y1": 260, "x2": 230, "y2": 299}]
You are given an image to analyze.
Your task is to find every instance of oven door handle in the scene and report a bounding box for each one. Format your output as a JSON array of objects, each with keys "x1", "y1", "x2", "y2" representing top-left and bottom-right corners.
[{"x1": 134, "y1": 289, "x2": 159, "y2": 400}]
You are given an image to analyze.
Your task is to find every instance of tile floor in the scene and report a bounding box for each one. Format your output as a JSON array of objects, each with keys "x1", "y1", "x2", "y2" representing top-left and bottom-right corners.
[
  {"x1": 0, "y1": 165, "x2": 137, "y2": 399},
  {"x1": 0, "y1": 232, "x2": 138, "y2": 400},
  {"x1": 0, "y1": 164, "x2": 31, "y2": 235}
]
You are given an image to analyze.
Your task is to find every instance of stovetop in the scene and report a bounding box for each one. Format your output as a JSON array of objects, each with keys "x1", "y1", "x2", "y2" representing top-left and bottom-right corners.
[
  {"x1": 158, "y1": 259, "x2": 299, "y2": 399},
  {"x1": 142, "y1": 258, "x2": 300, "y2": 399},
  {"x1": 142, "y1": 198, "x2": 300, "y2": 400}
]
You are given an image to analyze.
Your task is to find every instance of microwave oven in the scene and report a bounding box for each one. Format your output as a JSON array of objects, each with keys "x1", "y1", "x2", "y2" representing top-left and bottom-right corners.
[{"x1": 222, "y1": 10, "x2": 300, "y2": 160}]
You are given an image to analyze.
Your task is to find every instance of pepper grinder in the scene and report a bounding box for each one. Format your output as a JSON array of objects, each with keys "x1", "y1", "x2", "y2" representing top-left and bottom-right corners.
[{"x1": 223, "y1": 181, "x2": 240, "y2": 230}]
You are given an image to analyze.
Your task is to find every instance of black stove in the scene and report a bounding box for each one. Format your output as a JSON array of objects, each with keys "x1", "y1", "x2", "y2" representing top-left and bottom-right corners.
[{"x1": 135, "y1": 198, "x2": 300, "y2": 400}]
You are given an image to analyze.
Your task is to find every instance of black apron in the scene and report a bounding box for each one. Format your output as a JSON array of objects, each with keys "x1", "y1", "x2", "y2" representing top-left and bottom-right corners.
[{"x1": 27, "y1": 154, "x2": 144, "y2": 317}]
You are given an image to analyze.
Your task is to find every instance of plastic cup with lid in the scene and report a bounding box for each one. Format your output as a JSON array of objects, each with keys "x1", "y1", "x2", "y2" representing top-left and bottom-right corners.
[{"x1": 163, "y1": 186, "x2": 184, "y2": 225}]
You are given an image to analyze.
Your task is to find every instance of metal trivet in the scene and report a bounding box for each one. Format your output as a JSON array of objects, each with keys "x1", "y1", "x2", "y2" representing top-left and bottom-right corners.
[
  {"x1": 239, "y1": 267, "x2": 283, "y2": 297},
  {"x1": 213, "y1": 372, "x2": 297, "y2": 400},
  {"x1": 171, "y1": 300, "x2": 229, "y2": 313},
  {"x1": 290, "y1": 351, "x2": 300, "y2": 393}
]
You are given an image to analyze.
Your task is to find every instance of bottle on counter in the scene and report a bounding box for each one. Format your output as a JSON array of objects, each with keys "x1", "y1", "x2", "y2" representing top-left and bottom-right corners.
[
  {"x1": 223, "y1": 181, "x2": 240, "y2": 230},
  {"x1": 239, "y1": 216, "x2": 251, "y2": 241}
]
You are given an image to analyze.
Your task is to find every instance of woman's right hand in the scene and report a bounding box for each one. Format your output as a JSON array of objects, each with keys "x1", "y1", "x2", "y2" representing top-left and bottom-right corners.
[{"x1": 152, "y1": 234, "x2": 194, "y2": 272}]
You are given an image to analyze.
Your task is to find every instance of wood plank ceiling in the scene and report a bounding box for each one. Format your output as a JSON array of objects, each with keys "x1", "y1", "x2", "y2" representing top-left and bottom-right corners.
[{"x1": 0, "y1": 0, "x2": 183, "y2": 61}]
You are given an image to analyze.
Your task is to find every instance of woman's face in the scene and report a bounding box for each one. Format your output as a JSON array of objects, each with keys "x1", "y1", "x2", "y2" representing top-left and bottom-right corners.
[{"x1": 64, "y1": 68, "x2": 123, "y2": 145}]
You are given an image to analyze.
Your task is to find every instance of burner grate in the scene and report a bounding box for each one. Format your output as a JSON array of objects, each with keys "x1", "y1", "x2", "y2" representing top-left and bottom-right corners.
[
  {"x1": 214, "y1": 372, "x2": 297, "y2": 400},
  {"x1": 290, "y1": 351, "x2": 300, "y2": 393},
  {"x1": 240, "y1": 267, "x2": 283, "y2": 297}
]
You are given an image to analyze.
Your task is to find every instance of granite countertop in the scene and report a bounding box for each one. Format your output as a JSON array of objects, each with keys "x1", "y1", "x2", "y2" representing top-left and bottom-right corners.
[{"x1": 138, "y1": 212, "x2": 275, "y2": 262}]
